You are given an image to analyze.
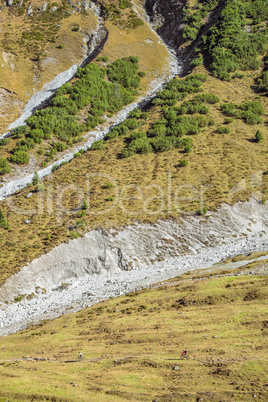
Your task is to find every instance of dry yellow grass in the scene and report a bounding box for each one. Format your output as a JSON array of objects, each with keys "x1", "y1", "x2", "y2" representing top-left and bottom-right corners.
[
  {"x1": 0, "y1": 66, "x2": 267, "y2": 284},
  {"x1": 0, "y1": 1, "x2": 98, "y2": 133},
  {"x1": 0, "y1": 262, "x2": 267, "y2": 401}
]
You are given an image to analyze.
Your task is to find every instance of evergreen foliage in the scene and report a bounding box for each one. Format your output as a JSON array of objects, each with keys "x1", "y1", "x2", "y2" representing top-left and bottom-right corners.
[
  {"x1": 206, "y1": 0, "x2": 268, "y2": 80},
  {"x1": 0, "y1": 158, "x2": 11, "y2": 175},
  {"x1": 0, "y1": 208, "x2": 9, "y2": 229}
]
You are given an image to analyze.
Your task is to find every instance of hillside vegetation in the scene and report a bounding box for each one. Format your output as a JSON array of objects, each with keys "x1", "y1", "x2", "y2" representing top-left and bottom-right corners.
[
  {"x1": 0, "y1": 260, "x2": 267, "y2": 401},
  {"x1": 0, "y1": 63, "x2": 267, "y2": 284}
]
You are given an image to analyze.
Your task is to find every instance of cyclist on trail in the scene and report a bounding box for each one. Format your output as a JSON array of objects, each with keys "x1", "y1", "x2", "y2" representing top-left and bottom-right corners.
[
  {"x1": 78, "y1": 351, "x2": 83, "y2": 361},
  {"x1": 182, "y1": 349, "x2": 188, "y2": 358}
]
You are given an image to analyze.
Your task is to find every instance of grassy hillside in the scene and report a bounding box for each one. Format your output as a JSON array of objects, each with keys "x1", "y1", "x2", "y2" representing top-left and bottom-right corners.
[
  {"x1": 0, "y1": 0, "x2": 98, "y2": 133},
  {"x1": 0, "y1": 260, "x2": 267, "y2": 401},
  {"x1": 0, "y1": 65, "x2": 267, "y2": 285},
  {"x1": 0, "y1": 0, "x2": 171, "y2": 135}
]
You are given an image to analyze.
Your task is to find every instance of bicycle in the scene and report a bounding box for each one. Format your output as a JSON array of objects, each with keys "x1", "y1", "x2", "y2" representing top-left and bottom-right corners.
[
  {"x1": 181, "y1": 350, "x2": 189, "y2": 359},
  {"x1": 77, "y1": 353, "x2": 83, "y2": 361}
]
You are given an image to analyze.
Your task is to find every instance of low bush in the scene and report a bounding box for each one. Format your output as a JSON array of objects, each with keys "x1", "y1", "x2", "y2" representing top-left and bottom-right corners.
[
  {"x1": 258, "y1": 70, "x2": 268, "y2": 92},
  {"x1": 224, "y1": 118, "x2": 234, "y2": 124},
  {"x1": 0, "y1": 158, "x2": 11, "y2": 175},
  {"x1": 9, "y1": 150, "x2": 30, "y2": 165},
  {"x1": 91, "y1": 140, "x2": 105, "y2": 150},
  {"x1": 127, "y1": 138, "x2": 152, "y2": 155},
  {"x1": 194, "y1": 93, "x2": 220, "y2": 104},
  {"x1": 0, "y1": 208, "x2": 9, "y2": 229},
  {"x1": 217, "y1": 126, "x2": 231, "y2": 134},
  {"x1": 32, "y1": 171, "x2": 40, "y2": 185},
  {"x1": 255, "y1": 130, "x2": 263, "y2": 142},
  {"x1": 0, "y1": 138, "x2": 10, "y2": 146},
  {"x1": 179, "y1": 159, "x2": 189, "y2": 167},
  {"x1": 150, "y1": 137, "x2": 173, "y2": 152}
]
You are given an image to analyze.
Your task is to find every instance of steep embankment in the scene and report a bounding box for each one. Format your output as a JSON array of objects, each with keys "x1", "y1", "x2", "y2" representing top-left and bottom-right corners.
[
  {"x1": 0, "y1": 198, "x2": 267, "y2": 336},
  {"x1": 0, "y1": 0, "x2": 178, "y2": 196}
]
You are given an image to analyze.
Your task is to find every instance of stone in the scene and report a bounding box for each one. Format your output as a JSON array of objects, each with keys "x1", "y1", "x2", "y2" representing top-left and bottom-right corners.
[
  {"x1": 83, "y1": 1, "x2": 91, "y2": 11},
  {"x1": 27, "y1": 5, "x2": 33, "y2": 16},
  {"x1": 51, "y1": 6, "x2": 57, "y2": 13},
  {"x1": 26, "y1": 192, "x2": 33, "y2": 198},
  {"x1": 173, "y1": 366, "x2": 179, "y2": 370},
  {"x1": 6, "y1": 0, "x2": 14, "y2": 6},
  {"x1": 42, "y1": 3, "x2": 48, "y2": 11},
  {"x1": 24, "y1": 219, "x2": 31, "y2": 224}
]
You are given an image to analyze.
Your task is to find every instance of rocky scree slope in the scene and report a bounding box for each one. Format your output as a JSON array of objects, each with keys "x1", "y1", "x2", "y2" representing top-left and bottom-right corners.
[{"x1": 0, "y1": 199, "x2": 267, "y2": 336}]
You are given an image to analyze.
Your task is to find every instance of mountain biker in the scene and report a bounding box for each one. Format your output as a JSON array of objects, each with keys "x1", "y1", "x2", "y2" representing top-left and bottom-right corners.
[
  {"x1": 78, "y1": 351, "x2": 83, "y2": 360},
  {"x1": 182, "y1": 349, "x2": 188, "y2": 358}
]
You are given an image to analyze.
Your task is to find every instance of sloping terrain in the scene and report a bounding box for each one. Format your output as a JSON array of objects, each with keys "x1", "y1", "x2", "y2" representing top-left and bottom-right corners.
[
  {"x1": 0, "y1": 0, "x2": 267, "y2": 399},
  {"x1": 0, "y1": 261, "x2": 267, "y2": 401}
]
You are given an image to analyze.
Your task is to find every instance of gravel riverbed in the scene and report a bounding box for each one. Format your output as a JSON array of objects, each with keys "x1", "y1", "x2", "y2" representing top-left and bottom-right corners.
[{"x1": 0, "y1": 199, "x2": 267, "y2": 337}]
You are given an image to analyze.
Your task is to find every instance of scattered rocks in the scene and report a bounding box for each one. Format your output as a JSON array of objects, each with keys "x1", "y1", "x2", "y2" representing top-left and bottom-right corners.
[{"x1": 27, "y1": 5, "x2": 33, "y2": 16}]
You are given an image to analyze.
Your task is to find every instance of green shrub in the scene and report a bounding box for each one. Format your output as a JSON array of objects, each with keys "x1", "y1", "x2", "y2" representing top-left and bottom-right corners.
[
  {"x1": 82, "y1": 199, "x2": 89, "y2": 210},
  {"x1": 240, "y1": 100, "x2": 264, "y2": 115},
  {"x1": 217, "y1": 126, "x2": 230, "y2": 134},
  {"x1": 0, "y1": 208, "x2": 9, "y2": 229},
  {"x1": 0, "y1": 158, "x2": 11, "y2": 175},
  {"x1": 241, "y1": 111, "x2": 263, "y2": 124},
  {"x1": 32, "y1": 171, "x2": 40, "y2": 185},
  {"x1": 190, "y1": 55, "x2": 203, "y2": 67},
  {"x1": 206, "y1": 0, "x2": 268, "y2": 79},
  {"x1": 128, "y1": 131, "x2": 146, "y2": 142},
  {"x1": 0, "y1": 138, "x2": 10, "y2": 146},
  {"x1": 119, "y1": 0, "x2": 131, "y2": 9},
  {"x1": 232, "y1": 72, "x2": 244, "y2": 79},
  {"x1": 52, "y1": 142, "x2": 68, "y2": 152},
  {"x1": 9, "y1": 150, "x2": 30, "y2": 165},
  {"x1": 12, "y1": 125, "x2": 29, "y2": 139},
  {"x1": 129, "y1": 108, "x2": 141, "y2": 118},
  {"x1": 194, "y1": 93, "x2": 220, "y2": 104},
  {"x1": 220, "y1": 102, "x2": 237, "y2": 116},
  {"x1": 97, "y1": 56, "x2": 109, "y2": 62},
  {"x1": 224, "y1": 117, "x2": 234, "y2": 124},
  {"x1": 255, "y1": 130, "x2": 263, "y2": 142},
  {"x1": 258, "y1": 70, "x2": 268, "y2": 91},
  {"x1": 127, "y1": 138, "x2": 152, "y2": 155},
  {"x1": 51, "y1": 164, "x2": 59, "y2": 173},
  {"x1": 103, "y1": 182, "x2": 114, "y2": 189},
  {"x1": 91, "y1": 140, "x2": 105, "y2": 150},
  {"x1": 150, "y1": 137, "x2": 173, "y2": 152},
  {"x1": 183, "y1": 25, "x2": 198, "y2": 41},
  {"x1": 138, "y1": 71, "x2": 146, "y2": 78},
  {"x1": 179, "y1": 159, "x2": 189, "y2": 167},
  {"x1": 197, "y1": 207, "x2": 208, "y2": 215}
]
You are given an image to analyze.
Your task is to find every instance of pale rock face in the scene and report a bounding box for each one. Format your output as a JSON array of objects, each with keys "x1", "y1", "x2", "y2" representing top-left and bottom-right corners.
[
  {"x1": 83, "y1": 1, "x2": 91, "y2": 12},
  {"x1": 27, "y1": 5, "x2": 33, "y2": 16},
  {"x1": 2, "y1": 51, "x2": 15, "y2": 70}
]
